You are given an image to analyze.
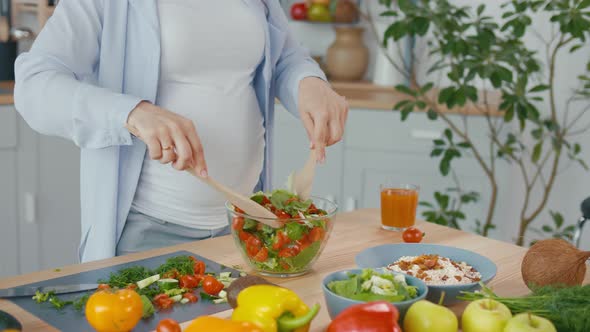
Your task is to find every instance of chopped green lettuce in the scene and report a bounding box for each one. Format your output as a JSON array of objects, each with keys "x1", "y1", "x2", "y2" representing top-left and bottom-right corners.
[{"x1": 327, "y1": 269, "x2": 418, "y2": 303}]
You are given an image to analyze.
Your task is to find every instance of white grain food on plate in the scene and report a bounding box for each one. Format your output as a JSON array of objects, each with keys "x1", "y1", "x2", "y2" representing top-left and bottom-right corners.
[{"x1": 386, "y1": 254, "x2": 482, "y2": 285}]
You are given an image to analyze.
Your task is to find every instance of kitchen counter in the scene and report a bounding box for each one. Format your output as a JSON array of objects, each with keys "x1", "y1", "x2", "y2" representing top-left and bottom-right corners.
[
  {"x1": 1, "y1": 80, "x2": 501, "y2": 116},
  {"x1": 0, "y1": 81, "x2": 14, "y2": 105},
  {"x1": 1, "y1": 209, "x2": 577, "y2": 331}
]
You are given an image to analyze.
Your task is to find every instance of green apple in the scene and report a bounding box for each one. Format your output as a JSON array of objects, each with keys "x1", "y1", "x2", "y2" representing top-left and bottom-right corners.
[
  {"x1": 504, "y1": 313, "x2": 557, "y2": 332},
  {"x1": 461, "y1": 299, "x2": 512, "y2": 332},
  {"x1": 403, "y1": 300, "x2": 458, "y2": 332}
]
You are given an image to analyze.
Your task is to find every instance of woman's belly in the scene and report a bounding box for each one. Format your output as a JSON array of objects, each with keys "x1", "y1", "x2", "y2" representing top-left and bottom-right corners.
[{"x1": 131, "y1": 82, "x2": 265, "y2": 229}]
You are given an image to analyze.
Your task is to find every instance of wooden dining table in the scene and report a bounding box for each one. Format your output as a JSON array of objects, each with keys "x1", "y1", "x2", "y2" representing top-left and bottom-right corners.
[{"x1": 1, "y1": 208, "x2": 587, "y2": 331}]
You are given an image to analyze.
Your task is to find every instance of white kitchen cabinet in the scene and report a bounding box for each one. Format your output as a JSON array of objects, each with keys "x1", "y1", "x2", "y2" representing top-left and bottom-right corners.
[
  {"x1": 271, "y1": 105, "x2": 344, "y2": 206},
  {"x1": 0, "y1": 108, "x2": 81, "y2": 278}
]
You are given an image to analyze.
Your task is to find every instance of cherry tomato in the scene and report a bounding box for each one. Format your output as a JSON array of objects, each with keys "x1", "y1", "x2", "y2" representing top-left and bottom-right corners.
[
  {"x1": 246, "y1": 235, "x2": 262, "y2": 248},
  {"x1": 125, "y1": 284, "x2": 137, "y2": 290},
  {"x1": 234, "y1": 206, "x2": 245, "y2": 214},
  {"x1": 278, "y1": 246, "x2": 300, "y2": 258},
  {"x1": 153, "y1": 293, "x2": 169, "y2": 302},
  {"x1": 239, "y1": 230, "x2": 252, "y2": 242},
  {"x1": 253, "y1": 247, "x2": 269, "y2": 262},
  {"x1": 280, "y1": 261, "x2": 291, "y2": 270},
  {"x1": 86, "y1": 288, "x2": 143, "y2": 332},
  {"x1": 296, "y1": 235, "x2": 311, "y2": 250},
  {"x1": 193, "y1": 260, "x2": 206, "y2": 275},
  {"x1": 202, "y1": 275, "x2": 224, "y2": 296},
  {"x1": 260, "y1": 196, "x2": 271, "y2": 205},
  {"x1": 272, "y1": 231, "x2": 291, "y2": 250},
  {"x1": 276, "y1": 210, "x2": 291, "y2": 220},
  {"x1": 179, "y1": 275, "x2": 199, "y2": 289},
  {"x1": 290, "y1": 2, "x2": 308, "y2": 20},
  {"x1": 402, "y1": 227, "x2": 425, "y2": 243},
  {"x1": 97, "y1": 284, "x2": 110, "y2": 290},
  {"x1": 182, "y1": 292, "x2": 198, "y2": 303},
  {"x1": 232, "y1": 216, "x2": 245, "y2": 230},
  {"x1": 308, "y1": 227, "x2": 325, "y2": 242},
  {"x1": 156, "y1": 318, "x2": 182, "y2": 332},
  {"x1": 162, "y1": 269, "x2": 179, "y2": 279}
]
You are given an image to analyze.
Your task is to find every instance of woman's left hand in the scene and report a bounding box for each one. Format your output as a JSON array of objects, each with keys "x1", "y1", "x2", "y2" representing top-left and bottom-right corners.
[{"x1": 298, "y1": 77, "x2": 349, "y2": 163}]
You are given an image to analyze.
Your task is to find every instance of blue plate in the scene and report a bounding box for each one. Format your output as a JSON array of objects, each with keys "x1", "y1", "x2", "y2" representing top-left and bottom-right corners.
[
  {"x1": 355, "y1": 243, "x2": 497, "y2": 305},
  {"x1": 322, "y1": 268, "x2": 428, "y2": 320}
]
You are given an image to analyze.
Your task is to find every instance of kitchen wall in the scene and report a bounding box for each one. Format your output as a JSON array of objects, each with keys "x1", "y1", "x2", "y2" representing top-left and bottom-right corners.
[{"x1": 288, "y1": 1, "x2": 590, "y2": 248}]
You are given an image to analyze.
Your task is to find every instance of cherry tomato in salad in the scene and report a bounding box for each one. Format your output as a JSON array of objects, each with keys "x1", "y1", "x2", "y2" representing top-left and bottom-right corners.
[
  {"x1": 253, "y1": 247, "x2": 269, "y2": 262},
  {"x1": 239, "y1": 230, "x2": 252, "y2": 242},
  {"x1": 153, "y1": 294, "x2": 174, "y2": 310},
  {"x1": 182, "y1": 292, "x2": 198, "y2": 303},
  {"x1": 308, "y1": 227, "x2": 325, "y2": 242},
  {"x1": 232, "y1": 216, "x2": 245, "y2": 230},
  {"x1": 402, "y1": 227, "x2": 425, "y2": 243},
  {"x1": 260, "y1": 196, "x2": 271, "y2": 205},
  {"x1": 280, "y1": 261, "x2": 291, "y2": 270},
  {"x1": 179, "y1": 275, "x2": 200, "y2": 289},
  {"x1": 272, "y1": 231, "x2": 291, "y2": 250},
  {"x1": 202, "y1": 275, "x2": 224, "y2": 296},
  {"x1": 234, "y1": 206, "x2": 245, "y2": 214},
  {"x1": 296, "y1": 236, "x2": 311, "y2": 250},
  {"x1": 278, "y1": 246, "x2": 300, "y2": 258},
  {"x1": 276, "y1": 210, "x2": 291, "y2": 220},
  {"x1": 156, "y1": 318, "x2": 182, "y2": 332},
  {"x1": 193, "y1": 260, "x2": 206, "y2": 275},
  {"x1": 162, "y1": 269, "x2": 179, "y2": 279}
]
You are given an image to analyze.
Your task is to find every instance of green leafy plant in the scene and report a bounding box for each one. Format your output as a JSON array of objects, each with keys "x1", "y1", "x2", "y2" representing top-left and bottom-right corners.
[
  {"x1": 368, "y1": 0, "x2": 590, "y2": 245},
  {"x1": 529, "y1": 211, "x2": 577, "y2": 245}
]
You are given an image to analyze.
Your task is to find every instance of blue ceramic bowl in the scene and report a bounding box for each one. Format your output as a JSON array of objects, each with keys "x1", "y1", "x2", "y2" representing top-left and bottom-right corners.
[
  {"x1": 355, "y1": 243, "x2": 497, "y2": 305},
  {"x1": 321, "y1": 268, "x2": 428, "y2": 321}
]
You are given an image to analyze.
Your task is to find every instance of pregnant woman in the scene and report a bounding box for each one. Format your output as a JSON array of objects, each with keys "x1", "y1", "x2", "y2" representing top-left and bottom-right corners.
[{"x1": 14, "y1": 0, "x2": 348, "y2": 262}]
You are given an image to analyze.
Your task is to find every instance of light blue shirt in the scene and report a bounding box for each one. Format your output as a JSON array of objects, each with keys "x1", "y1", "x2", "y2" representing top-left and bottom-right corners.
[{"x1": 14, "y1": 0, "x2": 326, "y2": 263}]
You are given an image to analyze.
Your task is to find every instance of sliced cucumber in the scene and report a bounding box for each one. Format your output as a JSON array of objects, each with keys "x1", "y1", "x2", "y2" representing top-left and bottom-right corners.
[
  {"x1": 158, "y1": 278, "x2": 179, "y2": 291},
  {"x1": 170, "y1": 294, "x2": 183, "y2": 303},
  {"x1": 180, "y1": 298, "x2": 190, "y2": 304},
  {"x1": 218, "y1": 272, "x2": 232, "y2": 279},
  {"x1": 239, "y1": 272, "x2": 247, "y2": 277},
  {"x1": 164, "y1": 288, "x2": 185, "y2": 297},
  {"x1": 136, "y1": 274, "x2": 160, "y2": 289}
]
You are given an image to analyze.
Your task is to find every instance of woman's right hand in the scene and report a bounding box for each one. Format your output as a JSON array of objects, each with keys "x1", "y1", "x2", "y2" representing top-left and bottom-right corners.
[{"x1": 125, "y1": 101, "x2": 208, "y2": 176}]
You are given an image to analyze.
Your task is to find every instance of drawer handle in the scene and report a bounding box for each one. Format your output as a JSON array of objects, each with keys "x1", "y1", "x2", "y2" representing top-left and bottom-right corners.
[{"x1": 411, "y1": 130, "x2": 442, "y2": 140}]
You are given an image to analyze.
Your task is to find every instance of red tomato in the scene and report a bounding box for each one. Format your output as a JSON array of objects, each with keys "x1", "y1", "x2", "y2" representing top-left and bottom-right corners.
[
  {"x1": 125, "y1": 284, "x2": 138, "y2": 290},
  {"x1": 239, "y1": 230, "x2": 252, "y2": 242},
  {"x1": 232, "y1": 216, "x2": 245, "y2": 230},
  {"x1": 260, "y1": 196, "x2": 271, "y2": 205},
  {"x1": 97, "y1": 284, "x2": 110, "y2": 290},
  {"x1": 402, "y1": 227, "x2": 425, "y2": 243},
  {"x1": 153, "y1": 294, "x2": 174, "y2": 310},
  {"x1": 202, "y1": 276, "x2": 224, "y2": 296},
  {"x1": 156, "y1": 318, "x2": 182, "y2": 332},
  {"x1": 193, "y1": 260, "x2": 206, "y2": 275},
  {"x1": 296, "y1": 236, "x2": 311, "y2": 250},
  {"x1": 272, "y1": 231, "x2": 291, "y2": 250},
  {"x1": 179, "y1": 275, "x2": 200, "y2": 289},
  {"x1": 182, "y1": 292, "x2": 198, "y2": 303},
  {"x1": 253, "y1": 247, "x2": 269, "y2": 262},
  {"x1": 280, "y1": 261, "x2": 291, "y2": 270},
  {"x1": 276, "y1": 210, "x2": 291, "y2": 220},
  {"x1": 290, "y1": 2, "x2": 307, "y2": 20},
  {"x1": 278, "y1": 246, "x2": 300, "y2": 258},
  {"x1": 308, "y1": 227, "x2": 325, "y2": 242},
  {"x1": 246, "y1": 235, "x2": 262, "y2": 248},
  {"x1": 234, "y1": 206, "x2": 245, "y2": 214}
]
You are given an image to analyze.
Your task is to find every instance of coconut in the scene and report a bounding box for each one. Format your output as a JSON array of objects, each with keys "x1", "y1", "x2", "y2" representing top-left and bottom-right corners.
[{"x1": 521, "y1": 238, "x2": 590, "y2": 290}]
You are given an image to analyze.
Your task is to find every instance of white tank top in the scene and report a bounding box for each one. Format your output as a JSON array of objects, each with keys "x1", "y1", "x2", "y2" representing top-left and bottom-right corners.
[{"x1": 131, "y1": 0, "x2": 266, "y2": 229}]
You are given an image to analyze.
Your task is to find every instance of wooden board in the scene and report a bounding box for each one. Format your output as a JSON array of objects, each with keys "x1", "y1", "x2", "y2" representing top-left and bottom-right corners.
[{"x1": 0, "y1": 209, "x2": 588, "y2": 331}]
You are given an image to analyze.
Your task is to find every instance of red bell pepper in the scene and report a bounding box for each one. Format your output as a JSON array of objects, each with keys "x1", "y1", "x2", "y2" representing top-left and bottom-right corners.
[{"x1": 327, "y1": 301, "x2": 402, "y2": 332}]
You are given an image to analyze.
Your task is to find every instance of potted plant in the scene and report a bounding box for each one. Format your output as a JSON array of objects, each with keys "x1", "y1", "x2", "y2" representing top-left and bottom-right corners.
[{"x1": 367, "y1": 0, "x2": 590, "y2": 245}]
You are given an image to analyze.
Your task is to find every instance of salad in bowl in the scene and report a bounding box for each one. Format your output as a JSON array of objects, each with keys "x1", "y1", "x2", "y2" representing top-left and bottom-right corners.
[{"x1": 226, "y1": 190, "x2": 337, "y2": 277}]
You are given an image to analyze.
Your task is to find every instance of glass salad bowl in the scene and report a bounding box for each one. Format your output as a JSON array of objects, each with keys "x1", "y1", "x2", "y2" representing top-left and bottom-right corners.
[{"x1": 226, "y1": 191, "x2": 338, "y2": 277}]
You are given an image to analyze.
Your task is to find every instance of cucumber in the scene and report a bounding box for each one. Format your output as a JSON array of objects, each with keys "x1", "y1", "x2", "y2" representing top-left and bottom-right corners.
[
  {"x1": 180, "y1": 298, "x2": 190, "y2": 304},
  {"x1": 170, "y1": 294, "x2": 183, "y2": 303},
  {"x1": 136, "y1": 274, "x2": 160, "y2": 289},
  {"x1": 157, "y1": 278, "x2": 179, "y2": 291},
  {"x1": 218, "y1": 272, "x2": 232, "y2": 279}
]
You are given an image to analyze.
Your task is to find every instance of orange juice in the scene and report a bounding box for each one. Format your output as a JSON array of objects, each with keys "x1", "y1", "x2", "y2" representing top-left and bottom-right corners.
[{"x1": 380, "y1": 186, "x2": 419, "y2": 231}]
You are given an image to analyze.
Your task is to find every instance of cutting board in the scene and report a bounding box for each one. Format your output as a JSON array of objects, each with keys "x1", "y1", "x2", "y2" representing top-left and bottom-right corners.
[{"x1": 7, "y1": 251, "x2": 240, "y2": 331}]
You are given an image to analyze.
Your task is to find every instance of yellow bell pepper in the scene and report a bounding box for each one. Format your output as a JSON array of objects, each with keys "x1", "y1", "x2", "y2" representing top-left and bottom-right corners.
[
  {"x1": 185, "y1": 316, "x2": 264, "y2": 332},
  {"x1": 231, "y1": 285, "x2": 320, "y2": 332}
]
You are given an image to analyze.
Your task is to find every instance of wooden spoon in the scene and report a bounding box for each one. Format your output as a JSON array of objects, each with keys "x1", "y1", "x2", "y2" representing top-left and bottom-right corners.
[
  {"x1": 185, "y1": 168, "x2": 283, "y2": 229},
  {"x1": 290, "y1": 149, "x2": 317, "y2": 201}
]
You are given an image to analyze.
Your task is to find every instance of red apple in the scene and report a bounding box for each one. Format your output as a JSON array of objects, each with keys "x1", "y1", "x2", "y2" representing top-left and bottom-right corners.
[{"x1": 290, "y1": 3, "x2": 308, "y2": 21}]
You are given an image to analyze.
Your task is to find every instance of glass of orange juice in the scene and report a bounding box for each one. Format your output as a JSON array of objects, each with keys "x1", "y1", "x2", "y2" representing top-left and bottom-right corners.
[{"x1": 380, "y1": 184, "x2": 419, "y2": 231}]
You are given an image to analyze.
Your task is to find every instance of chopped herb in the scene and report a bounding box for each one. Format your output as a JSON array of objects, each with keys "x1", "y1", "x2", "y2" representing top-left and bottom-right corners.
[
  {"x1": 72, "y1": 294, "x2": 90, "y2": 312},
  {"x1": 156, "y1": 256, "x2": 195, "y2": 276}
]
